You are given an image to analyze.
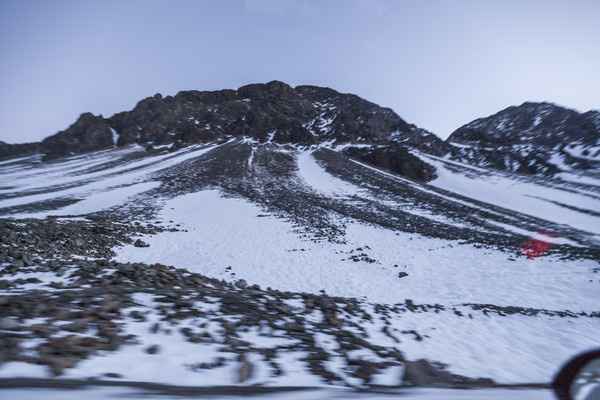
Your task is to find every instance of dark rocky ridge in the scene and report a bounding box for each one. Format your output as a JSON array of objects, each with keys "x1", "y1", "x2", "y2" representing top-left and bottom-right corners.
[
  {"x1": 106, "y1": 82, "x2": 448, "y2": 153},
  {"x1": 40, "y1": 113, "x2": 115, "y2": 161},
  {"x1": 2, "y1": 81, "x2": 449, "y2": 182},
  {"x1": 447, "y1": 102, "x2": 600, "y2": 175},
  {"x1": 3, "y1": 83, "x2": 598, "y2": 180},
  {"x1": 0, "y1": 141, "x2": 40, "y2": 161}
]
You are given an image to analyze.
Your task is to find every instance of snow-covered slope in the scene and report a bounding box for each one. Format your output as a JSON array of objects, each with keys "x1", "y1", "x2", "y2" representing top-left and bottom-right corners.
[{"x1": 0, "y1": 139, "x2": 598, "y2": 390}]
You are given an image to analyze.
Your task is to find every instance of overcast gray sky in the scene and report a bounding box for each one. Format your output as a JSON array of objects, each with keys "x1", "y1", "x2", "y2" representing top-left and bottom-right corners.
[{"x1": 1, "y1": 0, "x2": 599, "y2": 144}]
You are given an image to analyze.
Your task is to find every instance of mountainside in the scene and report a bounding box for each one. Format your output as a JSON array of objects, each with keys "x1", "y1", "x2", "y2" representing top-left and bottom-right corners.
[
  {"x1": 0, "y1": 84, "x2": 599, "y2": 393},
  {"x1": 3, "y1": 81, "x2": 449, "y2": 183},
  {"x1": 447, "y1": 102, "x2": 600, "y2": 175},
  {"x1": 4, "y1": 83, "x2": 600, "y2": 182}
]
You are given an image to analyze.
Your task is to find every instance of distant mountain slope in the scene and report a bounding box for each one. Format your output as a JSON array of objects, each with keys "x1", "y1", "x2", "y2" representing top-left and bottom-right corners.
[{"x1": 447, "y1": 102, "x2": 600, "y2": 175}]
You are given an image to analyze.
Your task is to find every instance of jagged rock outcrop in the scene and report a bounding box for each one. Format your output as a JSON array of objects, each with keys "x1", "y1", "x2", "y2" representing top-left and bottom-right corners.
[
  {"x1": 582, "y1": 110, "x2": 600, "y2": 131},
  {"x1": 0, "y1": 141, "x2": 40, "y2": 161},
  {"x1": 105, "y1": 81, "x2": 448, "y2": 155},
  {"x1": 4, "y1": 80, "x2": 443, "y2": 181},
  {"x1": 41, "y1": 113, "x2": 115, "y2": 160},
  {"x1": 447, "y1": 102, "x2": 600, "y2": 175},
  {"x1": 343, "y1": 142, "x2": 437, "y2": 182}
]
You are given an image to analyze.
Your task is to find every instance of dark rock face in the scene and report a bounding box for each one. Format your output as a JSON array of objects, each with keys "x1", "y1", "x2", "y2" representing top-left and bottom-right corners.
[
  {"x1": 41, "y1": 113, "x2": 115, "y2": 160},
  {"x1": 344, "y1": 143, "x2": 437, "y2": 182},
  {"x1": 10, "y1": 80, "x2": 443, "y2": 180},
  {"x1": 104, "y1": 81, "x2": 449, "y2": 154},
  {"x1": 2, "y1": 84, "x2": 597, "y2": 181},
  {"x1": 582, "y1": 110, "x2": 600, "y2": 131},
  {"x1": 0, "y1": 141, "x2": 40, "y2": 161},
  {"x1": 296, "y1": 86, "x2": 448, "y2": 156},
  {"x1": 447, "y1": 102, "x2": 600, "y2": 175},
  {"x1": 107, "y1": 82, "x2": 317, "y2": 147}
]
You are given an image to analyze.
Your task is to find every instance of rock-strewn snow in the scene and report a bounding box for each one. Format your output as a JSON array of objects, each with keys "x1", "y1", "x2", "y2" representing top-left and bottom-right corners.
[
  {"x1": 1, "y1": 140, "x2": 598, "y2": 389},
  {"x1": 113, "y1": 189, "x2": 599, "y2": 384}
]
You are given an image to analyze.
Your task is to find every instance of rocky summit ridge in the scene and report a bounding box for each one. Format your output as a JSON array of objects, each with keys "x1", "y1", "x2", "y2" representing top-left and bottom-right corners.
[{"x1": 1, "y1": 81, "x2": 599, "y2": 179}]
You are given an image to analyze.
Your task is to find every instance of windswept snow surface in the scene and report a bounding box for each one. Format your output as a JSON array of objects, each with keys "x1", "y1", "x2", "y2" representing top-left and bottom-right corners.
[
  {"x1": 116, "y1": 190, "x2": 597, "y2": 310},
  {"x1": 297, "y1": 150, "x2": 363, "y2": 196},
  {"x1": 0, "y1": 143, "x2": 219, "y2": 217},
  {"x1": 420, "y1": 153, "x2": 600, "y2": 236},
  {"x1": 8, "y1": 181, "x2": 161, "y2": 219}
]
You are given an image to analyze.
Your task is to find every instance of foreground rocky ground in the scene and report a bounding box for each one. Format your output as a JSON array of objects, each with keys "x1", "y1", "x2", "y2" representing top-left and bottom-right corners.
[{"x1": 1, "y1": 217, "x2": 597, "y2": 388}]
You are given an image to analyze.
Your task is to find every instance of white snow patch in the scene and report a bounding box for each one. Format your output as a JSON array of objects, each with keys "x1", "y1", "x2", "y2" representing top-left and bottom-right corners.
[
  {"x1": 0, "y1": 144, "x2": 219, "y2": 217},
  {"x1": 421, "y1": 154, "x2": 600, "y2": 236},
  {"x1": 110, "y1": 128, "x2": 119, "y2": 146},
  {"x1": 296, "y1": 150, "x2": 364, "y2": 197}
]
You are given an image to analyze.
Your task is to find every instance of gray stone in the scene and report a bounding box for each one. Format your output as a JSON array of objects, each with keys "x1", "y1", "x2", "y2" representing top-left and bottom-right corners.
[{"x1": 238, "y1": 360, "x2": 254, "y2": 383}]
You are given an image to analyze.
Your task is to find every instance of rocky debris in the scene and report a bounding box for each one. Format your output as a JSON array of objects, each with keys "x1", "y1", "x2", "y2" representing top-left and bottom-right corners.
[
  {"x1": 0, "y1": 218, "x2": 166, "y2": 264},
  {"x1": 462, "y1": 303, "x2": 600, "y2": 319},
  {"x1": 0, "y1": 290, "x2": 134, "y2": 376},
  {"x1": 145, "y1": 345, "x2": 160, "y2": 354},
  {"x1": 336, "y1": 246, "x2": 380, "y2": 264},
  {"x1": 3, "y1": 238, "x2": 499, "y2": 388},
  {"x1": 134, "y1": 239, "x2": 150, "y2": 248},
  {"x1": 0, "y1": 209, "x2": 595, "y2": 387},
  {"x1": 403, "y1": 359, "x2": 495, "y2": 387},
  {"x1": 343, "y1": 142, "x2": 437, "y2": 182},
  {"x1": 0, "y1": 252, "x2": 594, "y2": 386},
  {"x1": 238, "y1": 359, "x2": 254, "y2": 383},
  {"x1": 0, "y1": 263, "x2": 407, "y2": 385}
]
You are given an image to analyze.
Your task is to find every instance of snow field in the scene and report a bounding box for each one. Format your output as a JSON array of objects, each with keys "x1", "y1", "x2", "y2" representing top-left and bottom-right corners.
[
  {"x1": 419, "y1": 153, "x2": 600, "y2": 236},
  {"x1": 115, "y1": 190, "x2": 599, "y2": 311}
]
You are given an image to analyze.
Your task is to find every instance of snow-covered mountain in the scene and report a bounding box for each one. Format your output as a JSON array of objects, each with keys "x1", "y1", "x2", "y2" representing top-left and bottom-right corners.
[
  {"x1": 447, "y1": 102, "x2": 600, "y2": 175},
  {"x1": 0, "y1": 83, "x2": 598, "y2": 395}
]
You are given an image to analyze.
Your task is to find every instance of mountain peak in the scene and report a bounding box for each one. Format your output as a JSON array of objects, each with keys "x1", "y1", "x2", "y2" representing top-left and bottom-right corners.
[
  {"x1": 24, "y1": 82, "x2": 447, "y2": 163},
  {"x1": 447, "y1": 101, "x2": 600, "y2": 175}
]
